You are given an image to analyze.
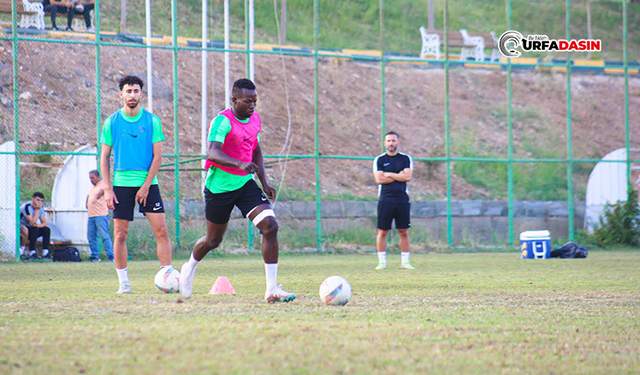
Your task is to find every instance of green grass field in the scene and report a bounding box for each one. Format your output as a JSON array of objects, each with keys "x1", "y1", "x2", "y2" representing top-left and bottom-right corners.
[{"x1": 1, "y1": 251, "x2": 639, "y2": 374}]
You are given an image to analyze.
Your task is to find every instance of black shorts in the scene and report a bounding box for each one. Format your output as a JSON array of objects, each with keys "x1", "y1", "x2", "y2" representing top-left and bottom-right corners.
[
  {"x1": 377, "y1": 200, "x2": 411, "y2": 230},
  {"x1": 113, "y1": 185, "x2": 165, "y2": 221},
  {"x1": 205, "y1": 180, "x2": 270, "y2": 224}
]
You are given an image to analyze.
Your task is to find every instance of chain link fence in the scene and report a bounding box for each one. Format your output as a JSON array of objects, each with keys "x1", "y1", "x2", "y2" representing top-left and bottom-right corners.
[{"x1": 0, "y1": 0, "x2": 637, "y2": 260}]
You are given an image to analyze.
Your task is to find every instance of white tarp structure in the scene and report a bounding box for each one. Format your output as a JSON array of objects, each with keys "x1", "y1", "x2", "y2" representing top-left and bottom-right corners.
[
  {"x1": 0, "y1": 142, "x2": 16, "y2": 258},
  {"x1": 585, "y1": 148, "x2": 628, "y2": 232},
  {"x1": 50, "y1": 145, "x2": 97, "y2": 245}
]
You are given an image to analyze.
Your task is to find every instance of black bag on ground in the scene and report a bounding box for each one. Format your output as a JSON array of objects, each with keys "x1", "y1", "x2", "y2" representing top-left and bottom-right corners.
[
  {"x1": 551, "y1": 242, "x2": 588, "y2": 259},
  {"x1": 53, "y1": 247, "x2": 82, "y2": 262}
]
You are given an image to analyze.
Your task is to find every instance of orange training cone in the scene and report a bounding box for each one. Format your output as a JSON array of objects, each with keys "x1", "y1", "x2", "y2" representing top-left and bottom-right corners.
[{"x1": 208, "y1": 276, "x2": 236, "y2": 295}]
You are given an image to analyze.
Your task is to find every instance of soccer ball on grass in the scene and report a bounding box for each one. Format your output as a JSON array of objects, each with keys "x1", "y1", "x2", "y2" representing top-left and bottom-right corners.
[
  {"x1": 154, "y1": 267, "x2": 180, "y2": 293},
  {"x1": 319, "y1": 275, "x2": 351, "y2": 306}
]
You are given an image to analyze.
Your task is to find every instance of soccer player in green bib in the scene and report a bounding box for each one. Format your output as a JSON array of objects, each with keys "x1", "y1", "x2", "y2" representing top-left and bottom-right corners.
[
  {"x1": 179, "y1": 78, "x2": 295, "y2": 303},
  {"x1": 100, "y1": 75, "x2": 175, "y2": 294}
]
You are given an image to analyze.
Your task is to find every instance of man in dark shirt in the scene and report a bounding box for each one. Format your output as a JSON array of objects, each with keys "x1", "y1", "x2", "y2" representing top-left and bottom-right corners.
[
  {"x1": 20, "y1": 192, "x2": 50, "y2": 260},
  {"x1": 42, "y1": 0, "x2": 75, "y2": 31},
  {"x1": 372, "y1": 131, "x2": 414, "y2": 270}
]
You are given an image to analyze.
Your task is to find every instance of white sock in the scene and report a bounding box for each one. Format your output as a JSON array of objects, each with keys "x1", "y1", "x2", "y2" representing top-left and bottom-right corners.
[
  {"x1": 377, "y1": 252, "x2": 386, "y2": 263},
  {"x1": 161, "y1": 264, "x2": 173, "y2": 270},
  {"x1": 20, "y1": 246, "x2": 25, "y2": 255},
  {"x1": 401, "y1": 252, "x2": 410, "y2": 264},
  {"x1": 29, "y1": 250, "x2": 36, "y2": 256},
  {"x1": 182, "y1": 253, "x2": 200, "y2": 275},
  {"x1": 42, "y1": 249, "x2": 49, "y2": 257},
  {"x1": 265, "y1": 263, "x2": 278, "y2": 292},
  {"x1": 116, "y1": 267, "x2": 129, "y2": 284},
  {"x1": 188, "y1": 253, "x2": 200, "y2": 268}
]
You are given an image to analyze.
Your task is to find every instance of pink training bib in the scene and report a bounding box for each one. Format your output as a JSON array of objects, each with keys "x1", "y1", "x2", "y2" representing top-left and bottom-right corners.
[{"x1": 205, "y1": 108, "x2": 261, "y2": 176}]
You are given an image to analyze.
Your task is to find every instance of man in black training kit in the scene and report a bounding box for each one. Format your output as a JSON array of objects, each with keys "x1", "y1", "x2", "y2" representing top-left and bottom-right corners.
[
  {"x1": 372, "y1": 131, "x2": 414, "y2": 270},
  {"x1": 180, "y1": 78, "x2": 295, "y2": 303}
]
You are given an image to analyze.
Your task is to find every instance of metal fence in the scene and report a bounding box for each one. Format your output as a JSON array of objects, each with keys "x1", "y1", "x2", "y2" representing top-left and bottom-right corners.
[{"x1": 0, "y1": 0, "x2": 635, "y2": 260}]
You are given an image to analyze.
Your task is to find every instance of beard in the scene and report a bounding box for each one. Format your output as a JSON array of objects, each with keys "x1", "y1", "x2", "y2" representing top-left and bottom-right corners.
[
  {"x1": 387, "y1": 145, "x2": 397, "y2": 152},
  {"x1": 126, "y1": 100, "x2": 138, "y2": 109}
]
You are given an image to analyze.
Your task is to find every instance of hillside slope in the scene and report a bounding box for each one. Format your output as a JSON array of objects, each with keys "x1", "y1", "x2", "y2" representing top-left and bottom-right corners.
[{"x1": 0, "y1": 38, "x2": 639, "y2": 201}]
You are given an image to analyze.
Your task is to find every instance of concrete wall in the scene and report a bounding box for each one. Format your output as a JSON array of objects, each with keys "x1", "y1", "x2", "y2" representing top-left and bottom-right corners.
[{"x1": 170, "y1": 200, "x2": 586, "y2": 241}]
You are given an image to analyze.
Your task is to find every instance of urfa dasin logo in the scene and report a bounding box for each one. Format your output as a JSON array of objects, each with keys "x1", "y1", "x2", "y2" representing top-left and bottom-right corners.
[{"x1": 498, "y1": 30, "x2": 601, "y2": 58}]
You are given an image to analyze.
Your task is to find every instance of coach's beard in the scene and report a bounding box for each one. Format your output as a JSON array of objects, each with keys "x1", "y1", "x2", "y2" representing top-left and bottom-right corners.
[
  {"x1": 126, "y1": 100, "x2": 138, "y2": 109},
  {"x1": 387, "y1": 145, "x2": 397, "y2": 153}
]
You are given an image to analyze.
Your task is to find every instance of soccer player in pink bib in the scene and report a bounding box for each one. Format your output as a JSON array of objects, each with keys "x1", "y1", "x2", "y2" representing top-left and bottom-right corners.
[{"x1": 180, "y1": 78, "x2": 295, "y2": 303}]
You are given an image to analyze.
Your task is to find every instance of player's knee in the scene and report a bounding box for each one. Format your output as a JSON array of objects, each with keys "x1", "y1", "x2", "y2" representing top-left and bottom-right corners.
[
  {"x1": 155, "y1": 225, "x2": 169, "y2": 240},
  {"x1": 398, "y1": 228, "x2": 409, "y2": 237},
  {"x1": 204, "y1": 236, "x2": 222, "y2": 250},
  {"x1": 378, "y1": 230, "x2": 389, "y2": 237},
  {"x1": 261, "y1": 218, "x2": 279, "y2": 237},
  {"x1": 114, "y1": 228, "x2": 128, "y2": 243}
]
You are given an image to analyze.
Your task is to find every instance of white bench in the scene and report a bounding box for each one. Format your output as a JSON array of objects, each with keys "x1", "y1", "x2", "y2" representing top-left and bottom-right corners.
[
  {"x1": 459, "y1": 29, "x2": 485, "y2": 62},
  {"x1": 0, "y1": 0, "x2": 45, "y2": 30},
  {"x1": 44, "y1": 8, "x2": 95, "y2": 32},
  {"x1": 420, "y1": 27, "x2": 501, "y2": 62}
]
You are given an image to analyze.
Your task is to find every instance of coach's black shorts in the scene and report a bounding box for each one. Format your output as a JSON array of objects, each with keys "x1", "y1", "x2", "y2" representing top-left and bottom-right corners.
[
  {"x1": 113, "y1": 185, "x2": 165, "y2": 221},
  {"x1": 377, "y1": 200, "x2": 411, "y2": 230},
  {"x1": 205, "y1": 180, "x2": 270, "y2": 224}
]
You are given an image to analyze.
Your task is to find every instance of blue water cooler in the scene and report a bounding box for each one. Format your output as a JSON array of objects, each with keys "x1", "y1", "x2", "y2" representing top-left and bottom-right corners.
[{"x1": 520, "y1": 230, "x2": 551, "y2": 259}]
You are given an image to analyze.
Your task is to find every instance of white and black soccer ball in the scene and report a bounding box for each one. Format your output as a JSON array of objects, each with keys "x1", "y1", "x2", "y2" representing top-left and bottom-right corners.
[
  {"x1": 319, "y1": 276, "x2": 351, "y2": 306},
  {"x1": 154, "y1": 267, "x2": 180, "y2": 293}
]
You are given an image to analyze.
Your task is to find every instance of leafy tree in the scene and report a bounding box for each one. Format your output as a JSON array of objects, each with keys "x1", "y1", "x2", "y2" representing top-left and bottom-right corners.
[{"x1": 593, "y1": 183, "x2": 640, "y2": 247}]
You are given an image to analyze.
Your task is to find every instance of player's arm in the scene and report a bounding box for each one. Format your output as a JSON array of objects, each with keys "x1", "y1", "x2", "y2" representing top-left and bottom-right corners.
[
  {"x1": 252, "y1": 143, "x2": 275, "y2": 199},
  {"x1": 373, "y1": 156, "x2": 394, "y2": 184},
  {"x1": 207, "y1": 142, "x2": 245, "y2": 169},
  {"x1": 144, "y1": 140, "x2": 164, "y2": 188},
  {"x1": 24, "y1": 210, "x2": 37, "y2": 227},
  {"x1": 384, "y1": 168, "x2": 412, "y2": 182},
  {"x1": 39, "y1": 212, "x2": 48, "y2": 228},
  {"x1": 136, "y1": 141, "x2": 163, "y2": 207},
  {"x1": 206, "y1": 116, "x2": 258, "y2": 174},
  {"x1": 136, "y1": 116, "x2": 166, "y2": 207},
  {"x1": 100, "y1": 144, "x2": 118, "y2": 209},
  {"x1": 374, "y1": 171, "x2": 394, "y2": 184}
]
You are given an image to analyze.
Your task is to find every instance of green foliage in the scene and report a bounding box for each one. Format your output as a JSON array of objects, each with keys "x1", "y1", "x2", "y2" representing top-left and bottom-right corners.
[
  {"x1": 276, "y1": 188, "x2": 376, "y2": 201},
  {"x1": 34, "y1": 143, "x2": 53, "y2": 179},
  {"x1": 2, "y1": 0, "x2": 630, "y2": 60},
  {"x1": 593, "y1": 184, "x2": 640, "y2": 247},
  {"x1": 20, "y1": 145, "x2": 56, "y2": 201},
  {"x1": 452, "y1": 133, "x2": 576, "y2": 200}
]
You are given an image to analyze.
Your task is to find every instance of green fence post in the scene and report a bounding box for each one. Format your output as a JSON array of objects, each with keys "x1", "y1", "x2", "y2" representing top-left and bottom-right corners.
[
  {"x1": 379, "y1": 0, "x2": 386, "y2": 151},
  {"x1": 565, "y1": 0, "x2": 574, "y2": 241},
  {"x1": 11, "y1": 0, "x2": 21, "y2": 260},
  {"x1": 95, "y1": 0, "x2": 102, "y2": 168},
  {"x1": 444, "y1": 0, "x2": 452, "y2": 247},
  {"x1": 623, "y1": 0, "x2": 630, "y2": 186},
  {"x1": 506, "y1": 0, "x2": 514, "y2": 247},
  {"x1": 172, "y1": 0, "x2": 181, "y2": 251},
  {"x1": 245, "y1": 0, "x2": 250, "y2": 76},
  {"x1": 245, "y1": 0, "x2": 254, "y2": 251},
  {"x1": 94, "y1": 0, "x2": 103, "y2": 255},
  {"x1": 314, "y1": 0, "x2": 322, "y2": 252}
]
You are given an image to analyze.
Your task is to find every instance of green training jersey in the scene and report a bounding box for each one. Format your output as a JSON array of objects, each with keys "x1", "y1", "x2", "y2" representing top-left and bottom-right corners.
[
  {"x1": 101, "y1": 108, "x2": 165, "y2": 187},
  {"x1": 205, "y1": 114, "x2": 261, "y2": 194}
]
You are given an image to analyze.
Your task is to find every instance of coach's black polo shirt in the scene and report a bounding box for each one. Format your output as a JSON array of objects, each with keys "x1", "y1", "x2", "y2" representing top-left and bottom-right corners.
[{"x1": 373, "y1": 152, "x2": 413, "y2": 203}]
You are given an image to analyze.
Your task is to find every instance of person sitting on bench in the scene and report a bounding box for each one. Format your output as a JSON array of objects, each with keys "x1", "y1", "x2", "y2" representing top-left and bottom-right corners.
[{"x1": 20, "y1": 192, "x2": 51, "y2": 260}]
